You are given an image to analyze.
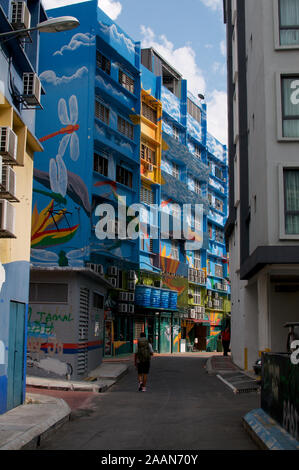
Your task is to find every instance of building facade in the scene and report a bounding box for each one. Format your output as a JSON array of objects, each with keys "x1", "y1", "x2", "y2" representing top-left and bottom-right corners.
[
  {"x1": 224, "y1": 0, "x2": 299, "y2": 370},
  {"x1": 0, "y1": 0, "x2": 46, "y2": 413},
  {"x1": 28, "y1": 0, "x2": 230, "y2": 380}
]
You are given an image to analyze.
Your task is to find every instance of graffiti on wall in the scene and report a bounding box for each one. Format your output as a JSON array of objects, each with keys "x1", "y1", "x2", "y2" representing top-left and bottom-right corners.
[
  {"x1": 27, "y1": 307, "x2": 74, "y2": 377},
  {"x1": 262, "y1": 353, "x2": 299, "y2": 441}
]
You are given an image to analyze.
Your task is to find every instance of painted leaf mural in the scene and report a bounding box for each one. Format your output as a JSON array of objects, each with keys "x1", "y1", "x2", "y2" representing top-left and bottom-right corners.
[{"x1": 31, "y1": 200, "x2": 79, "y2": 248}]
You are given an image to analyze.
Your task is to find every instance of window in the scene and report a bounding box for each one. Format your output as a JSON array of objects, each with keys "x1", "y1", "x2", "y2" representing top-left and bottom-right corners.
[
  {"x1": 119, "y1": 70, "x2": 134, "y2": 93},
  {"x1": 29, "y1": 283, "x2": 68, "y2": 303},
  {"x1": 215, "y1": 228, "x2": 224, "y2": 243},
  {"x1": 284, "y1": 169, "x2": 299, "y2": 234},
  {"x1": 173, "y1": 126, "x2": 179, "y2": 141},
  {"x1": 95, "y1": 101, "x2": 109, "y2": 125},
  {"x1": 172, "y1": 163, "x2": 179, "y2": 179},
  {"x1": 215, "y1": 166, "x2": 223, "y2": 180},
  {"x1": 116, "y1": 165, "x2": 133, "y2": 188},
  {"x1": 94, "y1": 153, "x2": 108, "y2": 176},
  {"x1": 215, "y1": 264, "x2": 223, "y2": 278},
  {"x1": 117, "y1": 116, "x2": 134, "y2": 140},
  {"x1": 141, "y1": 142, "x2": 156, "y2": 164},
  {"x1": 187, "y1": 98, "x2": 202, "y2": 124},
  {"x1": 281, "y1": 76, "x2": 299, "y2": 137},
  {"x1": 194, "y1": 251, "x2": 201, "y2": 270},
  {"x1": 142, "y1": 102, "x2": 157, "y2": 124},
  {"x1": 279, "y1": 0, "x2": 299, "y2": 46},
  {"x1": 208, "y1": 193, "x2": 212, "y2": 205},
  {"x1": 194, "y1": 179, "x2": 201, "y2": 195},
  {"x1": 215, "y1": 198, "x2": 224, "y2": 212},
  {"x1": 193, "y1": 287, "x2": 201, "y2": 304},
  {"x1": 194, "y1": 144, "x2": 201, "y2": 159},
  {"x1": 208, "y1": 224, "x2": 213, "y2": 239},
  {"x1": 140, "y1": 185, "x2": 154, "y2": 205},
  {"x1": 96, "y1": 51, "x2": 111, "y2": 75},
  {"x1": 93, "y1": 292, "x2": 104, "y2": 309},
  {"x1": 170, "y1": 242, "x2": 179, "y2": 260}
]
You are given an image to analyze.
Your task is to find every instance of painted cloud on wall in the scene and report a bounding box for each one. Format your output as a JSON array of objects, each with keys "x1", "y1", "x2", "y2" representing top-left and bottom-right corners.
[
  {"x1": 98, "y1": 21, "x2": 135, "y2": 55},
  {"x1": 53, "y1": 32, "x2": 95, "y2": 56},
  {"x1": 40, "y1": 67, "x2": 88, "y2": 86}
]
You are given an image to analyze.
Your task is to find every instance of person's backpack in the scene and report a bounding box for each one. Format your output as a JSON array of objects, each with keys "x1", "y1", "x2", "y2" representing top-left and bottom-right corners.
[{"x1": 137, "y1": 339, "x2": 151, "y2": 363}]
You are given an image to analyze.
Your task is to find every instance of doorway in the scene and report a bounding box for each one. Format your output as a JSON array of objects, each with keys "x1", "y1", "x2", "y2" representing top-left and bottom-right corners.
[
  {"x1": 195, "y1": 324, "x2": 207, "y2": 351},
  {"x1": 7, "y1": 302, "x2": 26, "y2": 411}
]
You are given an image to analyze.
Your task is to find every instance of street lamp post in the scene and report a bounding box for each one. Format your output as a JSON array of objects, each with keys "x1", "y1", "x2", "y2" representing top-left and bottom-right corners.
[{"x1": 0, "y1": 16, "x2": 80, "y2": 42}]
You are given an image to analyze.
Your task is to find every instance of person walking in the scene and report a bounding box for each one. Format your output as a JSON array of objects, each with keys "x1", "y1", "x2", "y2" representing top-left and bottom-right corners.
[
  {"x1": 135, "y1": 332, "x2": 153, "y2": 392},
  {"x1": 221, "y1": 327, "x2": 230, "y2": 357}
]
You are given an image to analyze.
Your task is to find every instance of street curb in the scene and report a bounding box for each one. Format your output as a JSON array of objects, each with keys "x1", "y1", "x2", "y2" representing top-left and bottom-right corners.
[
  {"x1": 243, "y1": 408, "x2": 299, "y2": 450},
  {"x1": 26, "y1": 376, "x2": 115, "y2": 393},
  {"x1": 0, "y1": 395, "x2": 71, "y2": 450}
]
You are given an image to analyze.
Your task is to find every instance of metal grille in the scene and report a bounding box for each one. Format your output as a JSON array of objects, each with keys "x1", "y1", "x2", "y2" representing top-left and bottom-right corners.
[
  {"x1": 77, "y1": 288, "x2": 89, "y2": 376},
  {"x1": 95, "y1": 101, "x2": 109, "y2": 124},
  {"x1": 119, "y1": 70, "x2": 134, "y2": 93}
]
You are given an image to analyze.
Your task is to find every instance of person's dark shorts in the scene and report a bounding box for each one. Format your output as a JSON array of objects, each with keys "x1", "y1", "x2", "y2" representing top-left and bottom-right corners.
[{"x1": 137, "y1": 361, "x2": 150, "y2": 374}]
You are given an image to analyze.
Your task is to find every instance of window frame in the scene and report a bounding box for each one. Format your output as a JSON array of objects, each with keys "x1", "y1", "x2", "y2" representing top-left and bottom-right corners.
[
  {"x1": 172, "y1": 162, "x2": 179, "y2": 179},
  {"x1": 274, "y1": 0, "x2": 299, "y2": 50},
  {"x1": 94, "y1": 153, "x2": 108, "y2": 177},
  {"x1": 117, "y1": 115, "x2": 134, "y2": 141},
  {"x1": 276, "y1": 72, "x2": 299, "y2": 141},
  {"x1": 95, "y1": 100, "x2": 110, "y2": 125},
  {"x1": 116, "y1": 164, "x2": 133, "y2": 188},
  {"x1": 278, "y1": 163, "x2": 299, "y2": 239},
  {"x1": 118, "y1": 69, "x2": 134, "y2": 94},
  {"x1": 96, "y1": 51, "x2": 111, "y2": 75}
]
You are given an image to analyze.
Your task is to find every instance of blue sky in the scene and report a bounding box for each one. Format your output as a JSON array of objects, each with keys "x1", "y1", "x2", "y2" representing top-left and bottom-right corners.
[{"x1": 42, "y1": 0, "x2": 227, "y2": 144}]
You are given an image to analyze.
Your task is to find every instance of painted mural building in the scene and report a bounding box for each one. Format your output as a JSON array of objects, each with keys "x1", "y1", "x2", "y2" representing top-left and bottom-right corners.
[
  {"x1": 0, "y1": 0, "x2": 47, "y2": 413},
  {"x1": 27, "y1": 0, "x2": 230, "y2": 380}
]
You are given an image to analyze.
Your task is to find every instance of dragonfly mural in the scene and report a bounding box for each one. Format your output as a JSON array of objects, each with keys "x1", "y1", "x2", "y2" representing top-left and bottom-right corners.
[{"x1": 39, "y1": 95, "x2": 80, "y2": 198}]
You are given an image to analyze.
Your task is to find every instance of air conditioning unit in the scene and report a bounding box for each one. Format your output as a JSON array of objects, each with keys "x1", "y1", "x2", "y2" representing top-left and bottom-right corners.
[
  {"x1": 86, "y1": 262, "x2": 96, "y2": 272},
  {"x1": 128, "y1": 270, "x2": 135, "y2": 280},
  {"x1": 128, "y1": 293, "x2": 135, "y2": 302},
  {"x1": 118, "y1": 304, "x2": 128, "y2": 313},
  {"x1": 119, "y1": 292, "x2": 128, "y2": 302},
  {"x1": 128, "y1": 304, "x2": 134, "y2": 313},
  {"x1": 109, "y1": 277, "x2": 117, "y2": 287},
  {"x1": 108, "y1": 266, "x2": 118, "y2": 276},
  {"x1": 190, "y1": 309, "x2": 196, "y2": 319},
  {"x1": 0, "y1": 127, "x2": 18, "y2": 165},
  {"x1": 96, "y1": 264, "x2": 104, "y2": 275},
  {"x1": 0, "y1": 200, "x2": 16, "y2": 237},
  {"x1": 194, "y1": 260, "x2": 201, "y2": 270},
  {"x1": 23, "y1": 73, "x2": 41, "y2": 107},
  {"x1": 0, "y1": 165, "x2": 17, "y2": 201},
  {"x1": 128, "y1": 281, "x2": 135, "y2": 291},
  {"x1": 11, "y1": 1, "x2": 31, "y2": 31}
]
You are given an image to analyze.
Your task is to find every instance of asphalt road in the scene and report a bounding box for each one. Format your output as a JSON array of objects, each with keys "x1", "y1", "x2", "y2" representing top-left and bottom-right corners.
[{"x1": 38, "y1": 356, "x2": 260, "y2": 450}]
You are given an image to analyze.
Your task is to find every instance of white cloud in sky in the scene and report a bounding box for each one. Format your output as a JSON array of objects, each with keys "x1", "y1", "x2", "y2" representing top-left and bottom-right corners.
[
  {"x1": 140, "y1": 26, "x2": 227, "y2": 144},
  {"x1": 206, "y1": 90, "x2": 227, "y2": 144},
  {"x1": 140, "y1": 25, "x2": 206, "y2": 97},
  {"x1": 42, "y1": 0, "x2": 122, "y2": 20},
  {"x1": 220, "y1": 39, "x2": 226, "y2": 57},
  {"x1": 200, "y1": 0, "x2": 223, "y2": 11},
  {"x1": 99, "y1": 0, "x2": 122, "y2": 20}
]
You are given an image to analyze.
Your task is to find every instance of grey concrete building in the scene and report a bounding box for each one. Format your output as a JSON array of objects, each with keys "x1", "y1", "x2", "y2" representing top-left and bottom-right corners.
[{"x1": 224, "y1": 0, "x2": 299, "y2": 370}]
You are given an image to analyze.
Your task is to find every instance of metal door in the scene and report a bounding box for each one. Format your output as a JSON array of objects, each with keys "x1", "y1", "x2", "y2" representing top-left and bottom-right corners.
[{"x1": 7, "y1": 302, "x2": 26, "y2": 411}]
